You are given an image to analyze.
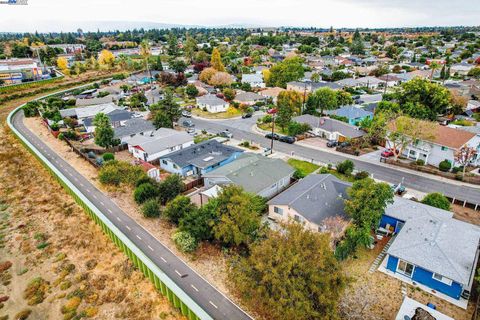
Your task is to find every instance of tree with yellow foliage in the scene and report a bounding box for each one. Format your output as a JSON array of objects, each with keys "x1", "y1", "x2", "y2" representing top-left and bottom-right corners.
[
  {"x1": 210, "y1": 48, "x2": 225, "y2": 72},
  {"x1": 262, "y1": 69, "x2": 271, "y2": 84},
  {"x1": 199, "y1": 67, "x2": 217, "y2": 83},
  {"x1": 98, "y1": 49, "x2": 115, "y2": 68},
  {"x1": 56, "y1": 57, "x2": 69, "y2": 75}
]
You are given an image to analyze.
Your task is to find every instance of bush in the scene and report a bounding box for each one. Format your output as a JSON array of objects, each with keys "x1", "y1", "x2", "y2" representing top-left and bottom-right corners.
[
  {"x1": 102, "y1": 153, "x2": 115, "y2": 161},
  {"x1": 62, "y1": 130, "x2": 77, "y2": 140},
  {"x1": 261, "y1": 115, "x2": 272, "y2": 123},
  {"x1": 354, "y1": 171, "x2": 369, "y2": 180},
  {"x1": 23, "y1": 101, "x2": 42, "y2": 117},
  {"x1": 336, "y1": 160, "x2": 354, "y2": 176},
  {"x1": 158, "y1": 174, "x2": 184, "y2": 205},
  {"x1": 172, "y1": 231, "x2": 198, "y2": 253},
  {"x1": 134, "y1": 183, "x2": 159, "y2": 204},
  {"x1": 415, "y1": 159, "x2": 425, "y2": 166},
  {"x1": 438, "y1": 159, "x2": 452, "y2": 172},
  {"x1": 50, "y1": 123, "x2": 60, "y2": 131},
  {"x1": 142, "y1": 199, "x2": 161, "y2": 218},
  {"x1": 99, "y1": 161, "x2": 147, "y2": 186},
  {"x1": 163, "y1": 196, "x2": 197, "y2": 224},
  {"x1": 287, "y1": 121, "x2": 311, "y2": 137},
  {"x1": 421, "y1": 192, "x2": 451, "y2": 211}
]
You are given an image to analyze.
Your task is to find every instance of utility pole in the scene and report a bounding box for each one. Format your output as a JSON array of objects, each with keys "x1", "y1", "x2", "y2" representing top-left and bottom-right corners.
[
  {"x1": 383, "y1": 74, "x2": 389, "y2": 95},
  {"x1": 267, "y1": 108, "x2": 277, "y2": 155}
]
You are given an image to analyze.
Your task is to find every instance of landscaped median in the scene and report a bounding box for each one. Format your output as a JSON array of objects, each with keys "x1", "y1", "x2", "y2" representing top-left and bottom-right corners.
[{"x1": 7, "y1": 90, "x2": 213, "y2": 320}]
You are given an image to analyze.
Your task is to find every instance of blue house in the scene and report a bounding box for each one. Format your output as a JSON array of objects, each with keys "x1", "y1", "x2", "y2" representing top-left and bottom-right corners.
[
  {"x1": 380, "y1": 198, "x2": 480, "y2": 305},
  {"x1": 325, "y1": 105, "x2": 374, "y2": 126},
  {"x1": 159, "y1": 139, "x2": 243, "y2": 177}
]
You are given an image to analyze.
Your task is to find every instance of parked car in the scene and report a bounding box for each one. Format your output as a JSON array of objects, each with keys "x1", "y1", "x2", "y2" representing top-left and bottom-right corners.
[
  {"x1": 326, "y1": 139, "x2": 338, "y2": 148},
  {"x1": 265, "y1": 133, "x2": 280, "y2": 140},
  {"x1": 219, "y1": 130, "x2": 233, "y2": 139},
  {"x1": 339, "y1": 141, "x2": 351, "y2": 148},
  {"x1": 242, "y1": 112, "x2": 253, "y2": 119},
  {"x1": 182, "y1": 110, "x2": 192, "y2": 118},
  {"x1": 182, "y1": 119, "x2": 195, "y2": 128},
  {"x1": 392, "y1": 184, "x2": 406, "y2": 195},
  {"x1": 381, "y1": 149, "x2": 396, "y2": 158},
  {"x1": 262, "y1": 147, "x2": 272, "y2": 156},
  {"x1": 187, "y1": 127, "x2": 196, "y2": 135},
  {"x1": 279, "y1": 135, "x2": 295, "y2": 144}
]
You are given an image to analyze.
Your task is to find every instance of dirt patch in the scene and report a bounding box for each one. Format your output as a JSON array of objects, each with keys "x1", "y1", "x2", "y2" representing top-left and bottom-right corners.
[{"x1": 451, "y1": 204, "x2": 480, "y2": 226}]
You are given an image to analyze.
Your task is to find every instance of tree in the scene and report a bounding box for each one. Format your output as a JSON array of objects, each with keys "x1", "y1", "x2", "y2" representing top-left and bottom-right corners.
[
  {"x1": 395, "y1": 78, "x2": 452, "y2": 120},
  {"x1": 229, "y1": 222, "x2": 346, "y2": 320},
  {"x1": 276, "y1": 90, "x2": 302, "y2": 130},
  {"x1": 308, "y1": 87, "x2": 338, "y2": 115},
  {"x1": 422, "y1": 193, "x2": 451, "y2": 211},
  {"x1": 170, "y1": 59, "x2": 187, "y2": 74},
  {"x1": 387, "y1": 116, "x2": 436, "y2": 161},
  {"x1": 167, "y1": 32, "x2": 178, "y2": 56},
  {"x1": 213, "y1": 186, "x2": 266, "y2": 248},
  {"x1": 210, "y1": 47, "x2": 225, "y2": 72},
  {"x1": 179, "y1": 200, "x2": 218, "y2": 241},
  {"x1": 468, "y1": 68, "x2": 480, "y2": 79},
  {"x1": 164, "y1": 195, "x2": 197, "y2": 225},
  {"x1": 129, "y1": 92, "x2": 147, "y2": 109},
  {"x1": 93, "y1": 113, "x2": 115, "y2": 148},
  {"x1": 199, "y1": 67, "x2": 217, "y2": 83},
  {"x1": 183, "y1": 35, "x2": 198, "y2": 63},
  {"x1": 56, "y1": 57, "x2": 69, "y2": 73},
  {"x1": 150, "y1": 89, "x2": 181, "y2": 128},
  {"x1": 134, "y1": 182, "x2": 159, "y2": 204},
  {"x1": 222, "y1": 88, "x2": 236, "y2": 101},
  {"x1": 98, "y1": 49, "x2": 115, "y2": 68},
  {"x1": 268, "y1": 57, "x2": 305, "y2": 88},
  {"x1": 454, "y1": 145, "x2": 477, "y2": 177},
  {"x1": 158, "y1": 174, "x2": 184, "y2": 205},
  {"x1": 172, "y1": 231, "x2": 198, "y2": 253},
  {"x1": 209, "y1": 71, "x2": 233, "y2": 87},
  {"x1": 185, "y1": 84, "x2": 199, "y2": 98},
  {"x1": 142, "y1": 199, "x2": 161, "y2": 218},
  {"x1": 336, "y1": 90, "x2": 353, "y2": 106}
]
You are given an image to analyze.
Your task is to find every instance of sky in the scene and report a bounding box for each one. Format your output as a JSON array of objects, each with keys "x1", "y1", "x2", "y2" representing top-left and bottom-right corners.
[{"x1": 0, "y1": 0, "x2": 479, "y2": 32}]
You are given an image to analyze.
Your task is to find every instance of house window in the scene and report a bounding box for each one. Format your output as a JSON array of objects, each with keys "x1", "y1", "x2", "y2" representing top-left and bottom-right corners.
[
  {"x1": 294, "y1": 215, "x2": 302, "y2": 222},
  {"x1": 441, "y1": 146, "x2": 448, "y2": 151},
  {"x1": 397, "y1": 259, "x2": 414, "y2": 277},
  {"x1": 162, "y1": 160, "x2": 168, "y2": 165},
  {"x1": 273, "y1": 206, "x2": 283, "y2": 215},
  {"x1": 432, "y1": 273, "x2": 453, "y2": 286}
]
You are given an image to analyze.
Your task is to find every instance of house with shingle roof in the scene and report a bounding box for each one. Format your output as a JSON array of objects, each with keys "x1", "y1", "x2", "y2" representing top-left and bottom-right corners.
[
  {"x1": 386, "y1": 122, "x2": 480, "y2": 167},
  {"x1": 196, "y1": 94, "x2": 229, "y2": 113},
  {"x1": 114, "y1": 118, "x2": 155, "y2": 143},
  {"x1": 294, "y1": 114, "x2": 366, "y2": 142},
  {"x1": 203, "y1": 153, "x2": 295, "y2": 198},
  {"x1": 325, "y1": 105, "x2": 373, "y2": 126}
]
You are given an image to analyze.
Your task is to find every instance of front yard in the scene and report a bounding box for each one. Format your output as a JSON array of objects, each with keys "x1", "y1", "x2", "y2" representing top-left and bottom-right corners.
[{"x1": 191, "y1": 106, "x2": 241, "y2": 119}]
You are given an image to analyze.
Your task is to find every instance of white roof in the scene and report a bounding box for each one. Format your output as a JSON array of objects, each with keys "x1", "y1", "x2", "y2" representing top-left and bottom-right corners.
[
  {"x1": 396, "y1": 296, "x2": 454, "y2": 320},
  {"x1": 384, "y1": 197, "x2": 453, "y2": 222},
  {"x1": 128, "y1": 128, "x2": 193, "y2": 155},
  {"x1": 75, "y1": 103, "x2": 119, "y2": 119}
]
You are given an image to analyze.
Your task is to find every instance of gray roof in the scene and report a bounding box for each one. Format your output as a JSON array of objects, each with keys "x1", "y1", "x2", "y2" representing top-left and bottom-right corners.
[
  {"x1": 325, "y1": 106, "x2": 373, "y2": 120},
  {"x1": 268, "y1": 174, "x2": 350, "y2": 225},
  {"x1": 196, "y1": 94, "x2": 227, "y2": 107},
  {"x1": 234, "y1": 92, "x2": 266, "y2": 102},
  {"x1": 114, "y1": 118, "x2": 155, "y2": 139},
  {"x1": 127, "y1": 128, "x2": 193, "y2": 154},
  {"x1": 384, "y1": 196, "x2": 453, "y2": 222},
  {"x1": 357, "y1": 93, "x2": 383, "y2": 105},
  {"x1": 388, "y1": 215, "x2": 480, "y2": 286},
  {"x1": 203, "y1": 153, "x2": 295, "y2": 194},
  {"x1": 287, "y1": 81, "x2": 341, "y2": 91},
  {"x1": 160, "y1": 140, "x2": 243, "y2": 169},
  {"x1": 293, "y1": 114, "x2": 366, "y2": 138},
  {"x1": 241, "y1": 73, "x2": 263, "y2": 83},
  {"x1": 75, "y1": 95, "x2": 114, "y2": 107}
]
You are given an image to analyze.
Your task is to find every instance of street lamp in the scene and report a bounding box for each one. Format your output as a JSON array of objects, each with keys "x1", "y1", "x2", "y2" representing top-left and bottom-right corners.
[{"x1": 267, "y1": 108, "x2": 277, "y2": 155}]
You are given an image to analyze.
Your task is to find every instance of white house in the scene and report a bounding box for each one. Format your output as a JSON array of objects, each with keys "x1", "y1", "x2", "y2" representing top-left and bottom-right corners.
[
  {"x1": 386, "y1": 124, "x2": 480, "y2": 167},
  {"x1": 293, "y1": 114, "x2": 366, "y2": 142},
  {"x1": 241, "y1": 73, "x2": 265, "y2": 88},
  {"x1": 196, "y1": 94, "x2": 229, "y2": 113},
  {"x1": 127, "y1": 128, "x2": 194, "y2": 163}
]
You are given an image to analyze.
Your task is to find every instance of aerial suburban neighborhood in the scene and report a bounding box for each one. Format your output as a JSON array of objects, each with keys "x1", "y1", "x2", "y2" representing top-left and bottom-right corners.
[{"x1": 1, "y1": 1, "x2": 480, "y2": 320}]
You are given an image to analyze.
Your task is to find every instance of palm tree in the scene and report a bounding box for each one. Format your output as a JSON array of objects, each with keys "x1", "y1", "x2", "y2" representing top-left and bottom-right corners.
[
  {"x1": 140, "y1": 40, "x2": 153, "y2": 81},
  {"x1": 429, "y1": 61, "x2": 440, "y2": 80}
]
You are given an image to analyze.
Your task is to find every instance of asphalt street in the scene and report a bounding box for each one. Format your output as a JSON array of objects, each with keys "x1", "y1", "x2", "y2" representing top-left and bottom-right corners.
[
  {"x1": 190, "y1": 116, "x2": 480, "y2": 206},
  {"x1": 12, "y1": 111, "x2": 252, "y2": 320}
]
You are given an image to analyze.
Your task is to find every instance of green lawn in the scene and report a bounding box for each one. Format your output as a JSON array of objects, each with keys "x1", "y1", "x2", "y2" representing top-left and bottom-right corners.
[{"x1": 287, "y1": 159, "x2": 320, "y2": 177}]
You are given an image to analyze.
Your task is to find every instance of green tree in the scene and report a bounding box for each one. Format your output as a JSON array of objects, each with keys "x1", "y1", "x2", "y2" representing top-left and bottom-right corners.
[
  {"x1": 222, "y1": 88, "x2": 236, "y2": 101},
  {"x1": 213, "y1": 186, "x2": 266, "y2": 248},
  {"x1": 163, "y1": 195, "x2": 197, "y2": 225},
  {"x1": 229, "y1": 222, "x2": 346, "y2": 320},
  {"x1": 185, "y1": 84, "x2": 199, "y2": 98},
  {"x1": 210, "y1": 47, "x2": 225, "y2": 72},
  {"x1": 142, "y1": 199, "x2": 161, "y2": 218},
  {"x1": 172, "y1": 231, "x2": 198, "y2": 253},
  {"x1": 167, "y1": 32, "x2": 178, "y2": 56},
  {"x1": 422, "y1": 193, "x2": 451, "y2": 211},
  {"x1": 276, "y1": 90, "x2": 302, "y2": 130},
  {"x1": 93, "y1": 113, "x2": 115, "y2": 148},
  {"x1": 153, "y1": 111, "x2": 173, "y2": 129},
  {"x1": 183, "y1": 35, "x2": 198, "y2": 63},
  {"x1": 150, "y1": 89, "x2": 182, "y2": 128},
  {"x1": 179, "y1": 200, "x2": 218, "y2": 241},
  {"x1": 344, "y1": 178, "x2": 394, "y2": 231},
  {"x1": 158, "y1": 174, "x2": 184, "y2": 205},
  {"x1": 129, "y1": 92, "x2": 147, "y2": 109},
  {"x1": 134, "y1": 183, "x2": 159, "y2": 204},
  {"x1": 308, "y1": 87, "x2": 338, "y2": 115},
  {"x1": 170, "y1": 59, "x2": 187, "y2": 74},
  {"x1": 268, "y1": 57, "x2": 305, "y2": 88}
]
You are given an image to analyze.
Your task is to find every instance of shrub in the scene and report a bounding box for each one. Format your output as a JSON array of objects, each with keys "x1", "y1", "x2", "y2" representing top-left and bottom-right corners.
[
  {"x1": 158, "y1": 175, "x2": 184, "y2": 205},
  {"x1": 61, "y1": 296, "x2": 81, "y2": 314},
  {"x1": 415, "y1": 159, "x2": 425, "y2": 166},
  {"x1": 23, "y1": 101, "x2": 42, "y2": 117},
  {"x1": 336, "y1": 160, "x2": 354, "y2": 176},
  {"x1": 438, "y1": 159, "x2": 452, "y2": 172},
  {"x1": 102, "y1": 153, "x2": 114, "y2": 161},
  {"x1": 23, "y1": 277, "x2": 49, "y2": 305},
  {"x1": 287, "y1": 122, "x2": 311, "y2": 137},
  {"x1": 134, "y1": 183, "x2": 159, "y2": 204},
  {"x1": 15, "y1": 309, "x2": 32, "y2": 320},
  {"x1": 50, "y1": 123, "x2": 60, "y2": 131},
  {"x1": 421, "y1": 193, "x2": 451, "y2": 211},
  {"x1": 354, "y1": 171, "x2": 369, "y2": 180},
  {"x1": 261, "y1": 115, "x2": 272, "y2": 123},
  {"x1": 98, "y1": 161, "x2": 147, "y2": 186},
  {"x1": 163, "y1": 196, "x2": 197, "y2": 224},
  {"x1": 142, "y1": 199, "x2": 161, "y2": 218},
  {"x1": 172, "y1": 231, "x2": 198, "y2": 253}
]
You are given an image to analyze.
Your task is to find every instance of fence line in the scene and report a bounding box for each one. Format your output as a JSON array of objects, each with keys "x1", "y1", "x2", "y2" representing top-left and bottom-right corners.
[{"x1": 7, "y1": 89, "x2": 213, "y2": 320}]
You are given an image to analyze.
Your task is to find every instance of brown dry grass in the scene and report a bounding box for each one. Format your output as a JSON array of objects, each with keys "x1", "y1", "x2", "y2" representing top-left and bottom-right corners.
[{"x1": 0, "y1": 91, "x2": 184, "y2": 319}]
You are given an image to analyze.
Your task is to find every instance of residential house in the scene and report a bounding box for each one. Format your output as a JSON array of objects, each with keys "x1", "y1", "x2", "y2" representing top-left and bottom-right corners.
[
  {"x1": 60, "y1": 102, "x2": 120, "y2": 122},
  {"x1": 234, "y1": 92, "x2": 267, "y2": 106},
  {"x1": 286, "y1": 81, "x2": 341, "y2": 93},
  {"x1": 203, "y1": 153, "x2": 295, "y2": 198},
  {"x1": 395, "y1": 297, "x2": 454, "y2": 320},
  {"x1": 386, "y1": 123, "x2": 480, "y2": 167},
  {"x1": 127, "y1": 128, "x2": 194, "y2": 163},
  {"x1": 379, "y1": 197, "x2": 480, "y2": 305},
  {"x1": 139, "y1": 161, "x2": 161, "y2": 182},
  {"x1": 196, "y1": 94, "x2": 229, "y2": 113},
  {"x1": 450, "y1": 63, "x2": 474, "y2": 76},
  {"x1": 241, "y1": 73, "x2": 265, "y2": 88},
  {"x1": 294, "y1": 114, "x2": 366, "y2": 142},
  {"x1": 83, "y1": 109, "x2": 133, "y2": 133},
  {"x1": 325, "y1": 105, "x2": 374, "y2": 126},
  {"x1": 259, "y1": 87, "x2": 285, "y2": 104},
  {"x1": 114, "y1": 118, "x2": 155, "y2": 144},
  {"x1": 75, "y1": 95, "x2": 114, "y2": 107},
  {"x1": 159, "y1": 140, "x2": 243, "y2": 177},
  {"x1": 268, "y1": 174, "x2": 350, "y2": 233}
]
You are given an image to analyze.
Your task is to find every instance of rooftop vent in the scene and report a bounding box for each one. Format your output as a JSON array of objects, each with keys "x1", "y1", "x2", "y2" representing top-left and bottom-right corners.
[{"x1": 203, "y1": 156, "x2": 214, "y2": 162}]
